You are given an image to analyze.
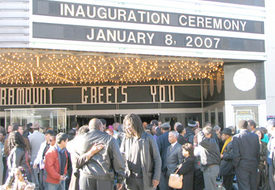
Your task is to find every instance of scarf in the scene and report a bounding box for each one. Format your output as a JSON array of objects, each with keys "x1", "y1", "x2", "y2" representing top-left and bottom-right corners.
[{"x1": 221, "y1": 136, "x2": 232, "y2": 155}]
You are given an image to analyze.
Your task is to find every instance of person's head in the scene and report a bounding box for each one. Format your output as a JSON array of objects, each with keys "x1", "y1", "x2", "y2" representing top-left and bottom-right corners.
[
  {"x1": 142, "y1": 122, "x2": 148, "y2": 130},
  {"x1": 213, "y1": 125, "x2": 221, "y2": 133},
  {"x1": 89, "y1": 118, "x2": 104, "y2": 132},
  {"x1": 221, "y1": 128, "x2": 232, "y2": 141},
  {"x1": 12, "y1": 123, "x2": 19, "y2": 132},
  {"x1": 174, "y1": 122, "x2": 182, "y2": 132},
  {"x1": 77, "y1": 125, "x2": 90, "y2": 135},
  {"x1": 150, "y1": 120, "x2": 158, "y2": 127},
  {"x1": 26, "y1": 123, "x2": 32, "y2": 130},
  {"x1": 227, "y1": 126, "x2": 236, "y2": 135},
  {"x1": 48, "y1": 131, "x2": 57, "y2": 146},
  {"x1": 213, "y1": 125, "x2": 221, "y2": 137},
  {"x1": 146, "y1": 124, "x2": 153, "y2": 132},
  {"x1": 204, "y1": 121, "x2": 212, "y2": 128},
  {"x1": 105, "y1": 128, "x2": 114, "y2": 136},
  {"x1": 7, "y1": 125, "x2": 13, "y2": 133},
  {"x1": 168, "y1": 131, "x2": 179, "y2": 144},
  {"x1": 71, "y1": 121, "x2": 79, "y2": 130},
  {"x1": 45, "y1": 130, "x2": 55, "y2": 144},
  {"x1": 112, "y1": 122, "x2": 120, "y2": 131},
  {"x1": 160, "y1": 122, "x2": 170, "y2": 134},
  {"x1": 176, "y1": 124, "x2": 186, "y2": 136},
  {"x1": 123, "y1": 114, "x2": 144, "y2": 138},
  {"x1": 56, "y1": 133, "x2": 68, "y2": 149},
  {"x1": 151, "y1": 125, "x2": 157, "y2": 135},
  {"x1": 26, "y1": 123, "x2": 33, "y2": 133},
  {"x1": 8, "y1": 131, "x2": 25, "y2": 151},
  {"x1": 158, "y1": 121, "x2": 162, "y2": 126},
  {"x1": 68, "y1": 129, "x2": 76, "y2": 141},
  {"x1": 195, "y1": 121, "x2": 200, "y2": 128},
  {"x1": 187, "y1": 120, "x2": 197, "y2": 130},
  {"x1": 100, "y1": 119, "x2": 107, "y2": 131},
  {"x1": 248, "y1": 120, "x2": 257, "y2": 131},
  {"x1": 267, "y1": 119, "x2": 275, "y2": 136},
  {"x1": 182, "y1": 143, "x2": 194, "y2": 158},
  {"x1": 202, "y1": 126, "x2": 213, "y2": 138},
  {"x1": 31, "y1": 122, "x2": 40, "y2": 131},
  {"x1": 255, "y1": 129, "x2": 264, "y2": 141},
  {"x1": 238, "y1": 120, "x2": 248, "y2": 130},
  {"x1": 17, "y1": 126, "x2": 24, "y2": 136}
]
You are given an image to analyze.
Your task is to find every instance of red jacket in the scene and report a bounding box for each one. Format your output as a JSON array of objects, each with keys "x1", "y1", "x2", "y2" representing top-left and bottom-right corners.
[{"x1": 44, "y1": 146, "x2": 68, "y2": 184}]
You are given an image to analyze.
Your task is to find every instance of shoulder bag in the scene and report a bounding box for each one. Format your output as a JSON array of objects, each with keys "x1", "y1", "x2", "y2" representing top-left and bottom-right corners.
[{"x1": 168, "y1": 164, "x2": 183, "y2": 189}]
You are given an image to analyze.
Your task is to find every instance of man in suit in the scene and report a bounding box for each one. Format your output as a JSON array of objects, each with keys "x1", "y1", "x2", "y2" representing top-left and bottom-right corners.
[
  {"x1": 28, "y1": 122, "x2": 45, "y2": 188},
  {"x1": 232, "y1": 120, "x2": 260, "y2": 190},
  {"x1": 166, "y1": 131, "x2": 184, "y2": 190},
  {"x1": 77, "y1": 119, "x2": 125, "y2": 190},
  {"x1": 157, "y1": 122, "x2": 171, "y2": 190}
]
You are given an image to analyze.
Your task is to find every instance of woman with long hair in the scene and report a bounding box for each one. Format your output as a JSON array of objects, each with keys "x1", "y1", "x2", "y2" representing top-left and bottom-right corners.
[
  {"x1": 5, "y1": 131, "x2": 31, "y2": 185},
  {"x1": 120, "y1": 114, "x2": 161, "y2": 190}
]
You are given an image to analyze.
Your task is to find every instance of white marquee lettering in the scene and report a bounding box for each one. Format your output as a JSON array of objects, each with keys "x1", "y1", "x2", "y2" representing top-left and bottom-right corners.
[
  {"x1": 121, "y1": 86, "x2": 127, "y2": 103},
  {"x1": 82, "y1": 87, "x2": 88, "y2": 104}
]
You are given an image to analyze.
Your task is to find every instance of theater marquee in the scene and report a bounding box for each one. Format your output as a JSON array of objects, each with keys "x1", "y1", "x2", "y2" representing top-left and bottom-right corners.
[
  {"x1": 30, "y1": 0, "x2": 265, "y2": 60},
  {"x1": 0, "y1": 85, "x2": 181, "y2": 106}
]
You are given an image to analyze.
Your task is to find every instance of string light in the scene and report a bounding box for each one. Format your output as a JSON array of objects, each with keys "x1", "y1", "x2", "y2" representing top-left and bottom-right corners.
[{"x1": 0, "y1": 49, "x2": 224, "y2": 85}]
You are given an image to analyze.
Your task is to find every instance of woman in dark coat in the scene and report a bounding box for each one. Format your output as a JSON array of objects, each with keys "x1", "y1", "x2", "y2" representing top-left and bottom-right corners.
[
  {"x1": 255, "y1": 129, "x2": 268, "y2": 190},
  {"x1": 177, "y1": 143, "x2": 195, "y2": 190},
  {"x1": 5, "y1": 131, "x2": 31, "y2": 186}
]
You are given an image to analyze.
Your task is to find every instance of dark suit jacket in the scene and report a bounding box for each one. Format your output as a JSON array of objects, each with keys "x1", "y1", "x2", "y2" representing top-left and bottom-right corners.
[
  {"x1": 178, "y1": 156, "x2": 195, "y2": 190},
  {"x1": 157, "y1": 131, "x2": 171, "y2": 171},
  {"x1": 177, "y1": 135, "x2": 188, "y2": 145},
  {"x1": 166, "y1": 142, "x2": 183, "y2": 176},
  {"x1": 220, "y1": 141, "x2": 234, "y2": 176},
  {"x1": 156, "y1": 126, "x2": 162, "y2": 136},
  {"x1": 232, "y1": 129, "x2": 260, "y2": 169}
]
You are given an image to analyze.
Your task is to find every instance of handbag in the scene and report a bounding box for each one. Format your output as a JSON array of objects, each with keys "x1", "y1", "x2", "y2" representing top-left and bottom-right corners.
[{"x1": 168, "y1": 164, "x2": 183, "y2": 189}]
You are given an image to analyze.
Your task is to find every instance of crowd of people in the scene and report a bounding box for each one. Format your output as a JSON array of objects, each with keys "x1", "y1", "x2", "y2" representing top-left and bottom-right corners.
[{"x1": 0, "y1": 114, "x2": 275, "y2": 190}]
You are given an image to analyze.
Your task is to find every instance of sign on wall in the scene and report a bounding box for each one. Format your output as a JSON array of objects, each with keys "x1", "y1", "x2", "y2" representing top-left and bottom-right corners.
[
  {"x1": 0, "y1": 85, "x2": 202, "y2": 106},
  {"x1": 31, "y1": 0, "x2": 265, "y2": 59}
]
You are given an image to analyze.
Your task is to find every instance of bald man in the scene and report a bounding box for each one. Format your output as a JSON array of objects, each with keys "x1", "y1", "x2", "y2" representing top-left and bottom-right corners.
[{"x1": 77, "y1": 118, "x2": 125, "y2": 190}]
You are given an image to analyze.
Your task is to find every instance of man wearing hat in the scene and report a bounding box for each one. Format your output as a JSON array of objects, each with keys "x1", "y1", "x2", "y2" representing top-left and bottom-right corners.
[
  {"x1": 28, "y1": 121, "x2": 45, "y2": 187},
  {"x1": 184, "y1": 120, "x2": 196, "y2": 144},
  {"x1": 220, "y1": 128, "x2": 234, "y2": 190},
  {"x1": 157, "y1": 122, "x2": 171, "y2": 190}
]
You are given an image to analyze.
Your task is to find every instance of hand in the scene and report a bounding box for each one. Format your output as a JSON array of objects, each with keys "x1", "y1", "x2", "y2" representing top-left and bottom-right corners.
[
  {"x1": 220, "y1": 154, "x2": 223, "y2": 159},
  {"x1": 89, "y1": 143, "x2": 105, "y2": 156},
  {"x1": 116, "y1": 183, "x2": 123, "y2": 190},
  {"x1": 60, "y1": 175, "x2": 66, "y2": 181},
  {"x1": 33, "y1": 164, "x2": 37, "y2": 169},
  {"x1": 152, "y1": 179, "x2": 159, "y2": 188},
  {"x1": 85, "y1": 143, "x2": 105, "y2": 161}
]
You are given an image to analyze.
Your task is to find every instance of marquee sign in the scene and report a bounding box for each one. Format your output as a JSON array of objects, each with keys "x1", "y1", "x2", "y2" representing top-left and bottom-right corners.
[
  {"x1": 31, "y1": 0, "x2": 265, "y2": 59},
  {"x1": 0, "y1": 85, "x2": 201, "y2": 106}
]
